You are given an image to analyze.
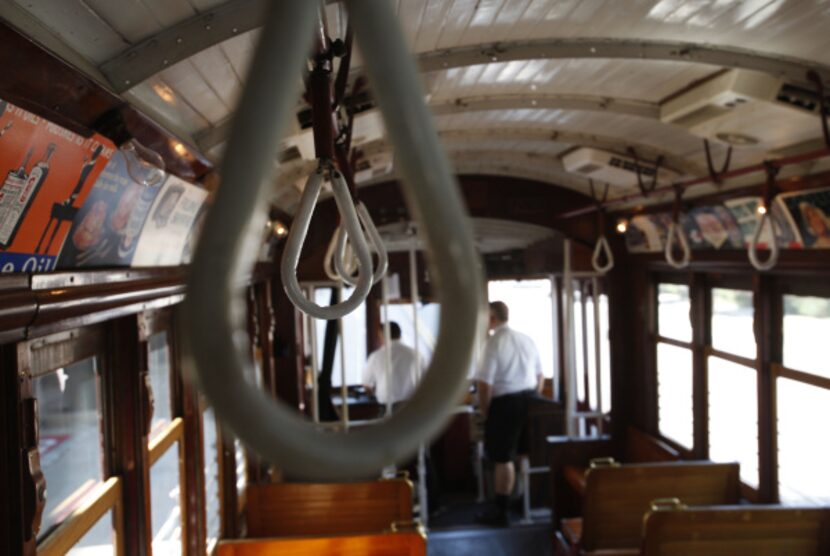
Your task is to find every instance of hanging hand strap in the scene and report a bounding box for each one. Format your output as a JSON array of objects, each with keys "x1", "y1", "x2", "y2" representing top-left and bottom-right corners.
[
  {"x1": 703, "y1": 138, "x2": 732, "y2": 187},
  {"x1": 748, "y1": 162, "x2": 780, "y2": 271},
  {"x1": 664, "y1": 184, "x2": 691, "y2": 269},
  {"x1": 335, "y1": 201, "x2": 389, "y2": 286},
  {"x1": 183, "y1": 0, "x2": 481, "y2": 481},
  {"x1": 281, "y1": 163, "x2": 373, "y2": 319},
  {"x1": 589, "y1": 180, "x2": 614, "y2": 274}
]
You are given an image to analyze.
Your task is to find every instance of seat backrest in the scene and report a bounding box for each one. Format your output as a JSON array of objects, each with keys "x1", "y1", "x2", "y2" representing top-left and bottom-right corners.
[
  {"x1": 216, "y1": 531, "x2": 426, "y2": 556},
  {"x1": 624, "y1": 427, "x2": 680, "y2": 463},
  {"x1": 581, "y1": 461, "x2": 740, "y2": 551},
  {"x1": 246, "y1": 479, "x2": 413, "y2": 537},
  {"x1": 642, "y1": 506, "x2": 830, "y2": 556}
]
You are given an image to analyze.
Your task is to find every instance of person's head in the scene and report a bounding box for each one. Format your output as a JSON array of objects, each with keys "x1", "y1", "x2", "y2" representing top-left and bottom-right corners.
[
  {"x1": 800, "y1": 202, "x2": 829, "y2": 237},
  {"x1": 378, "y1": 321, "x2": 402, "y2": 344},
  {"x1": 488, "y1": 301, "x2": 509, "y2": 330}
]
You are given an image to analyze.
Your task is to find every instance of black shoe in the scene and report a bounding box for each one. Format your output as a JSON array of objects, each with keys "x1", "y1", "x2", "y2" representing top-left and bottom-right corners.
[{"x1": 474, "y1": 506, "x2": 510, "y2": 527}]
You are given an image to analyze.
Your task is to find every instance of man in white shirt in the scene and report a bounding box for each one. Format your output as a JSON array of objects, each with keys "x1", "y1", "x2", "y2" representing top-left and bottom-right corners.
[
  {"x1": 362, "y1": 321, "x2": 424, "y2": 411},
  {"x1": 475, "y1": 301, "x2": 544, "y2": 526}
]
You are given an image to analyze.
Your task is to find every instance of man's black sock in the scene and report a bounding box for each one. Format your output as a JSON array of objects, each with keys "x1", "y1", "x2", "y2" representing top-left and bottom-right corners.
[{"x1": 495, "y1": 494, "x2": 509, "y2": 515}]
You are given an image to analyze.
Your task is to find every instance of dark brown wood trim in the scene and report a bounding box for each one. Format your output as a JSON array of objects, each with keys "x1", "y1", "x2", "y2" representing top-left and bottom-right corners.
[
  {"x1": 755, "y1": 274, "x2": 780, "y2": 503},
  {"x1": 0, "y1": 344, "x2": 24, "y2": 555},
  {"x1": 705, "y1": 347, "x2": 757, "y2": 370},
  {"x1": 23, "y1": 326, "x2": 106, "y2": 378},
  {"x1": 775, "y1": 364, "x2": 830, "y2": 391},
  {"x1": 653, "y1": 335, "x2": 694, "y2": 350},
  {"x1": 691, "y1": 273, "x2": 709, "y2": 459}
]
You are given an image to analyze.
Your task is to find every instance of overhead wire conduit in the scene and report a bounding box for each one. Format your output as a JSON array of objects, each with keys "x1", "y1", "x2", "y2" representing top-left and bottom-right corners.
[{"x1": 183, "y1": 0, "x2": 482, "y2": 480}]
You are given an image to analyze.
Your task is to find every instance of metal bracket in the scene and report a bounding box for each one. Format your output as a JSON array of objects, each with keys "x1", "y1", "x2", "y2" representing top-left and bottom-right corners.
[
  {"x1": 703, "y1": 138, "x2": 732, "y2": 187},
  {"x1": 628, "y1": 147, "x2": 663, "y2": 197},
  {"x1": 806, "y1": 70, "x2": 830, "y2": 152}
]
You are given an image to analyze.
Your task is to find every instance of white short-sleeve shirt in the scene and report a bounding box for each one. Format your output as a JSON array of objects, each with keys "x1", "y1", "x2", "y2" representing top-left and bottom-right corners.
[
  {"x1": 362, "y1": 341, "x2": 425, "y2": 405},
  {"x1": 476, "y1": 324, "x2": 542, "y2": 398}
]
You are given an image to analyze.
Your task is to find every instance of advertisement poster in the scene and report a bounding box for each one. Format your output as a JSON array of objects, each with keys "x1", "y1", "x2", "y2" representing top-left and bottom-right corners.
[
  {"x1": 684, "y1": 205, "x2": 743, "y2": 250},
  {"x1": 626, "y1": 214, "x2": 667, "y2": 253},
  {"x1": 778, "y1": 187, "x2": 830, "y2": 248},
  {"x1": 0, "y1": 99, "x2": 115, "y2": 272},
  {"x1": 131, "y1": 175, "x2": 207, "y2": 266},
  {"x1": 56, "y1": 150, "x2": 163, "y2": 268},
  {"x1": 724, "y1": 196, "x2": 800, "y2": 249},
  {"x1": 180, "y1": 203, "x2": 209, "y2": 265}
]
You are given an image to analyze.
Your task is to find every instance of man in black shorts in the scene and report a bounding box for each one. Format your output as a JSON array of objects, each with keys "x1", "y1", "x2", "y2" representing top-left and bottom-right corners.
[{"x1": 475, "y1": 301, "x2": 544, "y2": 526}]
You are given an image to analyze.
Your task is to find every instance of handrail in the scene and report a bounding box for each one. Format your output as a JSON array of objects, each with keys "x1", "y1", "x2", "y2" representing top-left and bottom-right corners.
[
  {"x1": 335, "y1": 202, "x2": 389, "y2": 286},
  {"x1": 281, "y1": 163, "x2": 374, "y2": 319},
  {"x1": 183, "y1": 0, "x2": 481, "y2": 480},
  {"x1": 664, "y1": 222, "x2": 691, "y2": 269},
  {"x1": 748, "y1": 210, "x2": 779, "y2": 271},
  {"x1": 591, "y1": 236, "x2": 614, "y2": 274}
]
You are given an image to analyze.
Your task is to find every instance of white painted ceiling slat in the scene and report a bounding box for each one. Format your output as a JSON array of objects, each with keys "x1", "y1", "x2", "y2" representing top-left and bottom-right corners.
[
  {"x1": 82, "y1": 0, "x2": 162, "y2": 43},
  {"x1": 414, "y1": 0, "x2": 455, "y2": 52},
  {"x1": 160, "y1": 62, "x2": 228, "y2": 125},
  {"x1": 435, "y1": 0, "x2": 480, "y2": 50},
  {"x1": 461, "y1": 0, "x2": 506, "y2": 45},
  {"x1": 126, "y1": 77, "x2": 210, "y2": 135},
  {"x1": 12, "y1": 0, "x2": 128, "y2": 63},
  {"x1": 398, "y1": 0, "x2": 428, "y2": 48},
  {"x1": 137, "y1": 0, "x2": 198, "y2": 28},
  {"x1": 187, "y1": 47, "x2": 240, "y2": 110}
]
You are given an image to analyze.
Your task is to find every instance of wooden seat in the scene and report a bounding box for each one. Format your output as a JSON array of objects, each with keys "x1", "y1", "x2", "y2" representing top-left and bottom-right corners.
[
  {"x1": 641, "y1": 505, "x2": 830, "y2": 555},
  {"x1": 216, "y1": 531, "x2": 426, "y2": 556},
  {"x1": 556, "y1": 461, "x2": 740, "y2": 555},
  {"x1": 246, "y1": 479, "x2": 413, "y2": 537}
]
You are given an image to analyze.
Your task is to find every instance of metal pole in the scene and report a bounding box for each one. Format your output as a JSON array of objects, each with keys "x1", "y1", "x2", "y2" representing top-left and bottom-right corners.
[
  {"x1": 409, "y1": 232, "x2": 428, "y2": 524},
  {"x1": 308, "y1": 286, "x2": 320, "y2": 424},
  {"x1": 381, "y1": 276, "x2": 393, "y2": 417},
  {"x1": 337, "y1": 283, "x2": 350, "y2": 429},
  {"x1": 563, "y1": 240, "x2": 577, "y2": 436},
  {"x1": 521, "y1": 457, "x2": 532, "y2": 524},
  {"x1": 550, "y1": 275, "x2": 559, "y2": 402},
  {"x1": 592, "y1": 277, "x2": 603, "y2": 430}
]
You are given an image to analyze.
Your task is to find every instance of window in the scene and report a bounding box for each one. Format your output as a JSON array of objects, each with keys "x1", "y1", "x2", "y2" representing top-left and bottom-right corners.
[
  {"x1": 707, "y1": 357, "x2": 758, "y2": 488},
  {"x1": 656, "y1": 342, "x2": 694, "y2": 449},
  {"x1": 313, "y1": 287, "x2": 367, "y2": 386},
  {"x1": 203, "y1": 408, "x2": 221, "y2": 553},
  {"x1": 783, "y1": 295, "x2": 830, "y2": 379},
  {"x1": 599, "y1": 294, "x2": 611, "y2": 412},
  {"x1": 711, "y1": 288, "x2": 755, "y2": 359},
  {"x1": 385, "y1": 302, "x2": 441, "y2": 367},
  {"x1": 66, "y1": 509, "x2": 115, "y2": 555},
  {"x1": 35, "y1": 357, "x2": 104, "y2": 539},
  {"x1": 656, "y1": 283, "x2": 694, "y2": 450},
  {"x1": 148, "y1": 332, "x2": 172, "y2": 441},
  {"x1": 777, "y1": 377, "x2": 830, "y2": 504},
  {"x1": 777, "y1": 293, "x2": 830, "y2": 504},
  {"x1": 150, "y1": 445, "x2": 183, "y2": 556}
]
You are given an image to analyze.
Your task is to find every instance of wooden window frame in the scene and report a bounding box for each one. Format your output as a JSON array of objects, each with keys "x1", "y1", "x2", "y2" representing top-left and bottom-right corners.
[{"x1": 147, "y1": 417, "x2": 188, "y2": 555}]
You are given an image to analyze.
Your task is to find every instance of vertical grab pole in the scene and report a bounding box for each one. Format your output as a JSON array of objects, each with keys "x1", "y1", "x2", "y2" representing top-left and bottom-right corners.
[
  {"x1": 337, "y1": 284, "x2": 350, "y2": 429},
  {"x1": 550, "y1": 275, "x2": 559, "y2": 402},
  {"x1": 409, "y1": 232, "x2": 428, "y2": 524},
  {"x1": 592, "y1": 277, "x2": 603, "y2": 435},
  {"x1": 521, "y1": 457, "x2": 532, "y2": 524},
  {"x1": 308, "y1": 286, "x2": 320, "y2": 424},
  {"x1": 563, "y1": 240, "x2": 577, "y2": 437},
  {"x1": 381, "y1": 276, "x2": 394, "y2": 417}
]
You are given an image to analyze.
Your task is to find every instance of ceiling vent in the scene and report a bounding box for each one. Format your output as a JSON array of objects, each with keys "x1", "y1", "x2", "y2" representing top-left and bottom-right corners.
[
  {"x1": 354, "y1": 150, "x2": 394, "y2": 183},
  {"x1": 561, "y1": 148, "x2": 680, "y2": 187},
  {"x1": 661, "y1": 69, "x2": 823, "y2": 151}
]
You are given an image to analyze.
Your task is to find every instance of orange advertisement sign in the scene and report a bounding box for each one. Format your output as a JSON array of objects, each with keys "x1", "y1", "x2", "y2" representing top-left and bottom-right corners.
[{"x1": 0, "y1": 98, "x2": 115, "y2": 272}]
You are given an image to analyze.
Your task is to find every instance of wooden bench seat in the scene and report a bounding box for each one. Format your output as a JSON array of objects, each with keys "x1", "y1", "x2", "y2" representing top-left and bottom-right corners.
[
  {"x1": 216, "y1": 531, "x2": 426, "y2": 556},
  {"x1": 555, "y1": 461, "x2": 740, "y2": 556},
  {"x1": 642, "y1": 505, "x2": 830, "y2": 555},
  {"x1": 246, "y1": 479, "x2": 413, "y2": 537}
]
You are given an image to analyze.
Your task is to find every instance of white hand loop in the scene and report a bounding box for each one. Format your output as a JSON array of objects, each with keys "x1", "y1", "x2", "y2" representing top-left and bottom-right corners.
[
  {"x1": 748, "y1": 211, "x2": 779, "y2": 271},
  {"x1": 664, "y1": 222, "x2": 691, "y2": 269},
  {"x1": 591, "y1": 235, "x2": 614, "y2": 274}
]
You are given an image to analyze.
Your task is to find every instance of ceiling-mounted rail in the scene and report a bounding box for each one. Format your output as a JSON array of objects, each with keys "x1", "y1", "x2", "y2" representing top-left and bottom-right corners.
[{"x1": 557, "y1": 147, "x2": 830, "y2": 220}]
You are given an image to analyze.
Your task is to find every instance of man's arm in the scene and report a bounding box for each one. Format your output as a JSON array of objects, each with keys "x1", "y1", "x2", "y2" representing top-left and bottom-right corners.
[{"x1": 477, "y1": 380, "x2": 493, "y2": 417}]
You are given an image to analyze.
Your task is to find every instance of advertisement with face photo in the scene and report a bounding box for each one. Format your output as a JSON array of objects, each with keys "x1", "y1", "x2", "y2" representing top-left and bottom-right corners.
[
  {"x1": 684, "y1": 205, "x2": 743, "y2": 250},
  {"x1": 778, "y1": 187, "x2": 830, "y2": 248},
  {"x1": 0, "y1": 99, "x2": 115, "y2": 272},
  {"x1": 724, "y1": 196, "x2": 800, "y2": 249},
  {"x1": 626, "y1": 214, "x2": 667, "y2": 253},
  {"x1": 56, "y1": 150, "x2": 163, "y2": 268},
  {"x1": 131, "y1": 175, "x2": 208, "y2": 266}
]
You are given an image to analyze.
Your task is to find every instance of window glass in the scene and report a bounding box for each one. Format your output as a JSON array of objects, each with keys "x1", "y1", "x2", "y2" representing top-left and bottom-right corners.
[
  {"x1": 707, "y1": 357, "x2": 758, "y2": 488},
  {"x1": 66, "y1": 509, "x2": 115, "y2": 556},
  {"x1": 314, "y1": 287, "x2": 367, "y2": 386},
  {"x1": 148, "y1": 332, "x2": 172, "y2": 441},
  {"x1": 658, "y1": 283, "x2": 692, "y2": 342},
  {"x1": 711, "y1": 288, "x2": 756, "y2": 359},
  {"x1": 783, "y1": 295, "x2": 830, "y2": 378},
  {"x1": 599, "y1": 294, "x2": 612, "y2": 412},
  {"x1": 151, "y1": 445, "x2": 183, "y2": 556},
  {"x1": 777, "y1": 378, "x2": 830, "y2": 504},
  {"x1": 35, "y1": 357, "x2": 103, "y2": 539},
  {"x1": 657, "y1": 342, "x2": 694, "y2": 449},
  {"x1": 386, "y1": 302, "x2": 441, "y2": 368},
  {"x1": 203, "y1": 408, "x2": 221, "y2": 553},
  {"x1": 573, "y1": 288, "x2": 585, "y2": 403},
  {"x1": 586, "y1": 295, "x2": 598, "y2": 410},
  {"x1": 234, "y1": 438, "x2": 247, "y2": 494},
  {"x1": 487, "y1": 279, "x2": 555, "y2": 378}
]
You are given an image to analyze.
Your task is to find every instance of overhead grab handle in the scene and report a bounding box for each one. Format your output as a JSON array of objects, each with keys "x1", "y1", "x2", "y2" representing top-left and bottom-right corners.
[
  {"x1": 665, "y1": 223, "x2": 691, "y2": 269},
  {"x1": 748, "y1": 161, "x2": 781, "y2": 272},
  {"x1": 281, "y1": 163, "x2": 374, "y2": 319},
  {"x1": 589, "y1": 180, "x2": 614, "y2": 274},
  {"x1": 183, "y1": 0, "x2": 482, "y2": 481},
  {"x1": 748, "y1": 210, "x2": 779, "y2": 271},
  {"x1": 335, "y1": 201, "x2": 389, "y2": 286},
  {"x1": 665, "y1": 184, "x2": 691, "y2": 269}
]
